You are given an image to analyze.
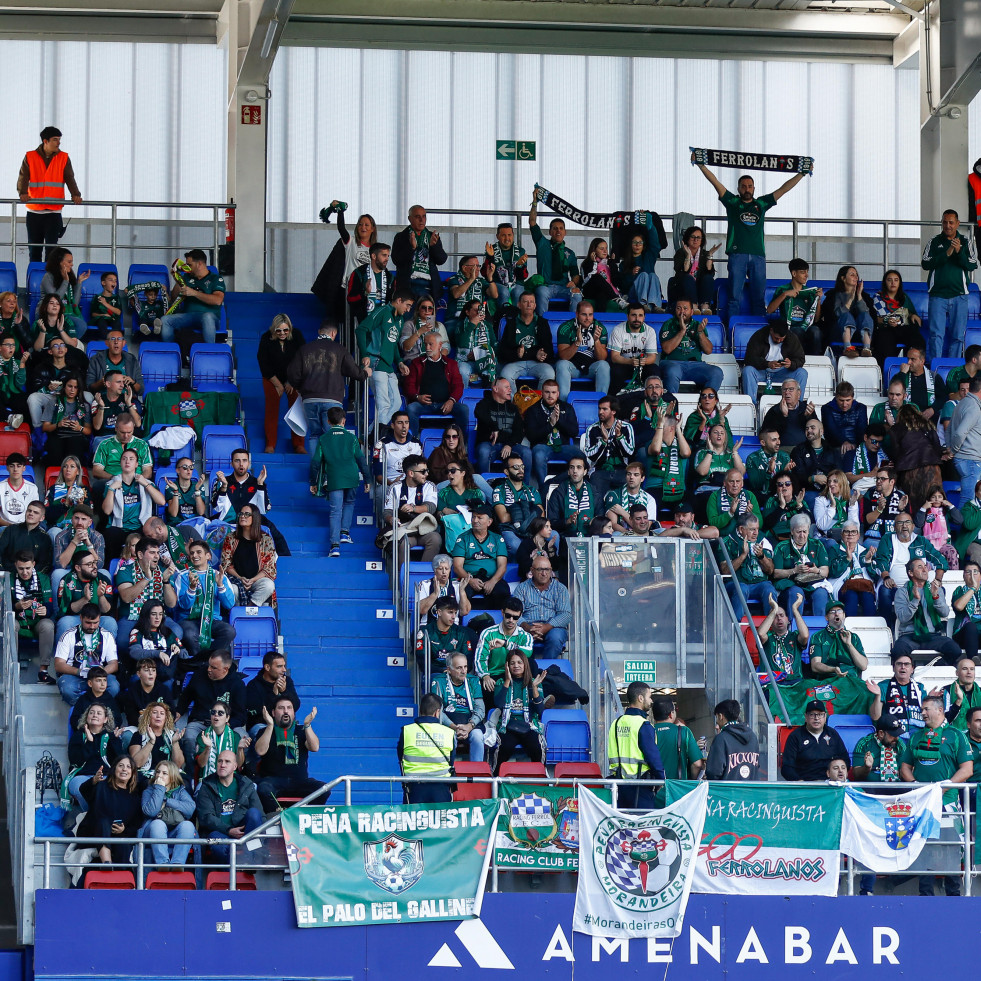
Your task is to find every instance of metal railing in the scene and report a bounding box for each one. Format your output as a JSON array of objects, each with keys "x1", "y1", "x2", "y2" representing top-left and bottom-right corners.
[
  {"x1": 1, "y1": 197, "x2": 233, "y2": 268},
  {"x1": 31, "y1": 773, "x2": 977, "y2": 899}
]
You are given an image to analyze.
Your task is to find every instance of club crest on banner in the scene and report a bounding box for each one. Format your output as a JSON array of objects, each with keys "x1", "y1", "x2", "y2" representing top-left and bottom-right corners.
[
  {"x1": 593, "y1": 813, "x2": 695, "y2": 911},
  {"x1": 507, "y1": 793, "x2": 560, "y2": 849},
  {"x1": 363, "y1": 834, "x2": 425, "y2": 894}
]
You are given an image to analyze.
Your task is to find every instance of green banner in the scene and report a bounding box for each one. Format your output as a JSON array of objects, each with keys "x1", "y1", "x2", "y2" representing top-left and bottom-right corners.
[
  {"x1": 281, "y1": 801, "x2": 501, "y2": 928},
  {"x1": 767, "y1": 673, "x2": 875, "y2": 725},
  {"x1": 494, "y1": 784, "x2": 612, "y2": 872},
  {"x1": 665, "y1": 781, "x2": 843, "y2": 896},
  {"x1": 143, "y1": 389, "x2": 240, "y2": 438}
]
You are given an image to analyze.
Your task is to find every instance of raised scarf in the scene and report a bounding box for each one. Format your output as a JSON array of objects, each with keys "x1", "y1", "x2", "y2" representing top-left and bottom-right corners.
[
  {"x1": 533, "y1": 183, "x2": 647, "y2": 230},
  {"x1": 690, "y1": 147, "x2": 814, "y2": 174}
]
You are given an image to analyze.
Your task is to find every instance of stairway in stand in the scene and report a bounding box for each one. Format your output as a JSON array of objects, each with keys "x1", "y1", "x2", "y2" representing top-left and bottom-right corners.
[{"x1": 228, "y1": 294, "x2": 414, "y2": 805}]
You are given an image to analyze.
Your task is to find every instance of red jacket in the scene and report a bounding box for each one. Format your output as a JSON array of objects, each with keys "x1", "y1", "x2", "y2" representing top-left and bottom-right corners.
[{"x1": 404, "y1": 355, "x2": 464, "y2": 404}]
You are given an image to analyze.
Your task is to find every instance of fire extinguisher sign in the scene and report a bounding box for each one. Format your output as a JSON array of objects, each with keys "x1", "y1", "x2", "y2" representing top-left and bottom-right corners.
[{"x1": 240, "y1": 106, "x2": 262, "y2": 125}]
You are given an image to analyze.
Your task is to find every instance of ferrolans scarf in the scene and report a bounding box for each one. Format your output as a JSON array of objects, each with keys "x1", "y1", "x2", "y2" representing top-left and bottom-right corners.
[
  {"x1": 690, "y1": 147, "x2": 814, "y2": 174},
  {"x1": 875, "y1": 733, "x2": 901, "y2": 782},
  {"x1": 717, "y1": 488, "x2": 752, "y2": 518},
  {"x1": 166, "y1": 526, "x2": 191, "y2": 570},
  {"x1": 882, "y1": 676, "x2": 923, "y2": 735},
  {"x1": 533, "y1": 183, "x2": 648, "y2": 230},
  {"x1": 492, "y1": 243, "x2": 524, "y2": 287},
  {"x1": 203, "y1": 725, "x2": 237, "y2": 776}
]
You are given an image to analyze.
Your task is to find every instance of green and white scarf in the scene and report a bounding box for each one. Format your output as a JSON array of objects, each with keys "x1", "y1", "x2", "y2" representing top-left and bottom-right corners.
[
  {"x1": 189, "y1": 567, "x2": 217, "y2": 651},
  {"x1": 202, "y1": 725, "x2": 237, "y2": 777},
  {"x1": 906, "y1": 580, "x2": 940, "y2": 638},
  {"x1": 275, "y1": 722, "x2": 300, "y2": 765},
  {"x1": 411, "y1": 229, "x2": 433, "y2": 278}
]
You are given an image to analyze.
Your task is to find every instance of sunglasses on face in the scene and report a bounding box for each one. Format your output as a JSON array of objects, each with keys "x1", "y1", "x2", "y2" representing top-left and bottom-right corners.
[
  {"x1": 446, "y1": 467, "x2": 462, "y2": 474},
  {"x1": 210, "y1": 709, "x2": 226, "y2": 716},
  {"x1": 700, "y1": 393, "x2": 717, "y2": 400},
  {"x1": 503, "y1": 612, "x2": 520, "y2": 620},
  {"x1": 776, "y1": 481, "x2": 792, "y2": 488}
]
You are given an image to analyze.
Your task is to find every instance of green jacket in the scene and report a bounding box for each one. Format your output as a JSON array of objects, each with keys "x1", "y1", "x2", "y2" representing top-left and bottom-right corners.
[
  {"x1": 772, "y1": 537, "x2": 829, "y2": 593},
  {"x1": 705, "y1": 488, "x2": 761, "y2": 537},
  {"x1": 744, "y1": 448, "x2": 790, "y2": 498},
  {"x1": 0, "y1": 358, "x2": 26, "y2": 400},
  {"x1": 867, "y1": 533, "x2": 948, "y2": 578},
  {"x1": 311, "y1": 425, "x2": 370, "y2": 492},
  {"x1": 921, "y1": 232, "x2": 978, "y2": 298},
  {"x1": 955, "y1": 498, "x2": 981, "y2": 560},
  {"x1": 356, "y1": 303, "x2": 405, "y2": 373}
]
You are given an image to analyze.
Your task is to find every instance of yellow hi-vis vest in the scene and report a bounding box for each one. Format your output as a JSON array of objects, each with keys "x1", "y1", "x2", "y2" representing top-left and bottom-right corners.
[
  {"x1": 608, "y1": 714, "x2": 650, "y2": 778},
  {"x1": 401, "y1": 722, "x2": 454, "y2": 777}
]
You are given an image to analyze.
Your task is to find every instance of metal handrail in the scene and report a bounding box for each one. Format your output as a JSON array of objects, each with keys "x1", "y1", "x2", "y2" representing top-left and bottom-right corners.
[
  {"x1": 717, "y1": 538, "x2": 790, "y2": 723},
  {"x1": 1, "y1": 197, "x2": 234, "y2": 266}
]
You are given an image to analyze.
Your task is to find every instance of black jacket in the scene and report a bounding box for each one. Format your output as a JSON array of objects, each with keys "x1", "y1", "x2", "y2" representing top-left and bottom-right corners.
[
  {"x1": 498, "y1": 314, "x2": 554, "y2": 365},
  {"x1": 118, "y1": 678, "x2": 176, "y2": 727},
  {"x1": 761, "y1": 401, "x2": 817, "y2": 448},
  {"x1": 287, "y1": 337, "x2": 368, "y2": 405},
  {"x1": 790, "y1": 440, "x2": 841, "y2": 490},
  {"x1": 780, "y1": 724, "x2": 848, "y2": 782},
  {"x1": 392, "y1": 228, "x2": 448, "y2": 301},
  {"x1": 68, "y1": 690, "x2": 123, "y2": 732},
  {"x1": 176, "y1": 664, "x2": 247, "y2": 728},
  {"x1": 474, "y1": 394, "x2": 524, "y2": 445},
  {"x1": 743, "y1": 325, "x2": 806, "y2": 372},
  {"x1": 245, "y1": 673, "x2": 301, "y2": 730},
  {"x1": 196, "y1": 772, "x2": 264, "y2": 834},
  {"x1": 0, "y1": 523, "x2": 53, "y2": 573},
  {"x1": 705, "y1": 722, "x2": 761, "y2": 781},
  {"x1": 523, "y1": 400, "x2": 579, "y2": 448},
  {"x1": 257, "y1": 329, "x2": 306, "y2": 386}
]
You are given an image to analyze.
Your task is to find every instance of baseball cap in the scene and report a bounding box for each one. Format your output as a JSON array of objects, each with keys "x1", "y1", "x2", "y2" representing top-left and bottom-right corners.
[
  {"x1": 471, "y1": 503, "x2": 494, "y2": 517},
  {"x1": 672, "y1": 502, "x2": 694, "y2": 515},
  {"x1": 826, "y1": 601, "x2": 845, "y2": 615},
  {"x1": 875, "y1": 717, "x2": 903, "y2": 736},
  {"x1": 804, "y1": 700, "x2": 827, "y2": 715}
]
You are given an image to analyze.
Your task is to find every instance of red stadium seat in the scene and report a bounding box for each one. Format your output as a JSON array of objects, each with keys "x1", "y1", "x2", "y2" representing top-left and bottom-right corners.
[
  {"x1": 455, "y1": 761, "x2": 492, "y2": 777},
  {"x1": 83, "y1": 869, "x2": 136, "y2": 889},
  {"x1": 0, "y1": 426, "x2": 31, "y2": 464},
  {"x1": 205, "y1": 871, "x2": 257, "y2": 891},
  {"x1": 554, "y1": 762, "x2": 602, "y2": 780},
  {"x1": 146, "y1": 869, "x2": 197, "y2": 890},
  {"x1": 498, "y1": 762, "x2": 547, "y2": 779}
]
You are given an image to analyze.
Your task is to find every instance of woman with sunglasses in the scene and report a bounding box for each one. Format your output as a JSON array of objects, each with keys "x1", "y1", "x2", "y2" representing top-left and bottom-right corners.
[
  {"x1": 195, "y1": 700, "x2": 247, "y2": 778},
  {"x1": 668, "y1": 226, "x2": 718, "y2": 315},
  {"x1": 163, "y1": 456, "x2": 208, "y2": 538},
  {"x1": 220, "y1": 504, "x2": 277, "y2": 608},
  {"x1": 43, "y1": 454, "x2": 90, "y2": 543},
  {"x1": 683, "y1": 389, "x2": 733, "y2": 453},
  {"x1": 761, "y1": 470, "x2": 810, "y2": 543},
  {"x1": 427, "y1": 424, "x2": 493, "y2": 500},
  {"x1": 400, "y1": 294, "x2": 450, "y2": 362},
  {"x1": 40, "y1": 373, "x2": 91, "y2": 467},
  {"x1": 258, "y1": 313, "x2": 306, "y2": 454}
]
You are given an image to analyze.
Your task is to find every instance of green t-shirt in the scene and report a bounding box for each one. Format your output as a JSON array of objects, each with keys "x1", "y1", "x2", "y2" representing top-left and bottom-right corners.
[
  {"x1": 117, "y1": 479, "x2": 143, "y2": 531},
  {"x1": 807, "y1": 626, "x2": 865, "y2": 675},
  {"x1": 659, "y1": 317, "x2": 703, "y2": 362},
  {"x1": 776, "y1": 283, "x2": 821, "y2": 331},
  {"x1": 92, "y1": 436, "x2": 152, "y2": 476},
  {"x1": 451, "y1": 529, "x2": 507, "y2": 578},
  {"x1": 946, "y1": 366, "x2": 975, "y2": 395},
  {"x1": 215, "y1": 775, "x2": 239, "y2": 829},
  {"x1": 652, "y1": 722, "x2": 702, "y2": 804},
  {"x1": 762, "y1": 627, "x2": 802, "y2": 680},
  {"x1": 721, "y1": 531, "x2": 771, "y2": 585},
  {"x1": 852, "y1": 732, "x2": 904, "y2": 783},
  {"x1": 969, "y1": 736, "x2": 981, "y2": 783},
  {"x1": 721, "y1": 190, "x2": 777, "y2": 256},
  {"x1": 116, "y1": 563, "x2": 165, "y2": 620},
  {"x1": 645, "y1": 440, "x2": 686, "y2": 501},
  {"x1": 437, "y1": 486, "x2": 484, "y2": 512},
  {"x1": 182, "y1": 271, "x2": 226, "y2": 315},
  {"x1": 90, "y1": 292, "x2": 122, "y2": 328},
  {"x1": 556, "y1": 319, "x2": 608, "y2": 356},
  {"x1": 745, "y1": 448, "x2": 791, "y2": 497},
  {"x1": 904, "y1": 723, "x2": 972, "y2": 803},
  {"x1": 772, "y1": 538, "x2": 829, "y2": 593},
  {"x1": 693, "y1": 449, "x2": 733, "y2": 489}
]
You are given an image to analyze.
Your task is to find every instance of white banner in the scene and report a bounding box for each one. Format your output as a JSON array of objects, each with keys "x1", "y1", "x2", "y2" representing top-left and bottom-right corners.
[
  {"x1": 840, "y1": 785, "x2": 943, "y2": 872},
  {"x1": 573, "y1": 783, "x2": 707, "y2": 940}
]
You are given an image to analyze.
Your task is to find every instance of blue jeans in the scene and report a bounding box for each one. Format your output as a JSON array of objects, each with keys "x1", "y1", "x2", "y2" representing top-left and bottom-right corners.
[
  {"x1": 534, "y1": 627, "x2": 568, "y2": 660},
  {"x1": 955, "y1": 457, "x2": 981, "y2": 506},
  {"x1": 140, "y1": 818, "x2": 197, "y2": 866},
  {"x1": 555, "y1": 359, "x2": 611, "y2": 399},
  {"x1": 465, "y1": 727, "x2": 485, "y2": 762},
  {"x1": 328, "y1": 487, "x2": 358, "y2": 546},
  {"x1": 629, "y1": 272, "x2": 663, "y2": 308},
  {"x1": 68, "y1": 774, "x2": 93, "y2": 808},
  {"x1": 531, "y1": 443, "x2": 581, "y2": 493},
  {"x1": 500, "y1": 361, "x2": 556, "y2": 389},
  {"x1": 57, "y1": 672, "x2": 120, "y2": 705},
  {"x1": 741, "y1": 364, "x2": 809, "y2": 398},
  {"x1": 728, "y1": 254, "x2": 766, "y2": 318},
  {"x1": 781, "y1": 586, "x2": 829, "y2": 616},
  {"x1": 928, "y1": 294, "x2": 969, "y2": 361},
  {"x1": 842, "y1": 587, "x2": 876, "y2": 617},
  {"x1": 659, "y1": 360, "x2": 724, "y2": 396},
  {"x1": 303, "y1": 398, "x2": 343, "y2": 458},
  {"x1": 207, "y1": 808, "x2": 265, "y2": 861},
  {"x1": 56, "y1": 615, "x2": 118, "y2": 643},
  {"x1": 836, "y1": 308, "x2": 874, "y2": 346},
  {"x1": 476, "y1": 441, "x2": 531, "y2": 474},
  {"x1": 370, "y1": 369, "x2": 402, "y2": 428},
  {"x1": 406, "y1": 400, "x2": 469, "y2": 435},
  {"x1": 534, "y1": 283, "x2": 583, "y2": 315},
  {"x1": 161, "y1": 310, "x2": 219, "y2": 345},
  {"x1": 727, "y1": 579, "x2": 778, "y2": 612}
]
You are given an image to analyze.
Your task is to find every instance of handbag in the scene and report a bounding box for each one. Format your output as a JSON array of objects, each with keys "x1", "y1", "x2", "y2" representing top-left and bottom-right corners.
[
  {"x1": 513, "y1": 385, "x2": 542, "y2": 415},
  {"x1": 158, "y1": 803, "x2": 186, "y2": 829},
  {"x1": 839, "y1": 576, "x2": 874, "y2": 594}
]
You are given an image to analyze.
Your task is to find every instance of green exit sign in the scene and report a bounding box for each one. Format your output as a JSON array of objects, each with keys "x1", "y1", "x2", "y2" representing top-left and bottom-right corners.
[
  {"x1": 624, "y1": 660, "x2": 657, "y2": 683},
  {"x1": 496, "y1": 140, "x2": 536, "y2": 161}
]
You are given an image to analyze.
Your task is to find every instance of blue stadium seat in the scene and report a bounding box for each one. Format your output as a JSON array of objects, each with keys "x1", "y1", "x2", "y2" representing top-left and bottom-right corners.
[
  {"x1": 26, "y1": 262, "x2": 45, "y2": 302},
  {"x1": 965, "y1": 326, "x2": 981, "y2": 351},
  {"x1": 229, "y1": 607, "x2": 278, "y2": 662},
  {"x1": 932, "y1": 357, "x2": 963, "y2": 382},
  {"x1": 730, "y1": 317, "x2": 768, "y2": 359},
  {"x1": 139, "y1": 343, "x2": 182, "y2": 393},
  {"x1": 127, "y1": 264, "x2": 170, "y2": 290},
  {"x1": 190, "y1": 343, "x2": 235, "y2": 392},
  {"x1": 704, "y1": 318, "x2": 725, "y2": 352},
  {"x1": 77, "y1": 263, "x2": 119, "y2": 322},
  {"x1": 421, "y1": 433, "x2": 442, "y2": 458},
  {"x1": 202, "y1": 424, "x2": 247, "y2": 472},
  {"x1": 542, "y1": 708, "x2": 591, "y2": 764},
  {"x1": 86, "y1": 340, "x2": 108, "y2": 358},
  {"x1": 536, "y1": 658, "x2": 574, "y2": 676},
  {"x1": 827, "y1": 713, "x2": 874, "y2": 755},
  {"x1": 0, "y1": 262, "x2": 16, "y2": 295},
  {"x1": 883, "y1": 357, "x2": 907, "y2": 389},
  {"x1": 735, "y1": 436, "x2": 761, "y2": 465},
  {"x1": 904, "y1": 285, "x2": 930, "y2": 323},
  {"x1": 568, "y1": 392, "x2": 603, "y2": 430},
  {"x1": 147, "y1": 424, "x2": 194, "y2": 467}
]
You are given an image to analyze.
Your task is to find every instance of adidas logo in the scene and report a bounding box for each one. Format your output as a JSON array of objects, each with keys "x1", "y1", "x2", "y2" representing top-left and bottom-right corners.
[{"x1": 428, "y1": 920, "x2": 514, "y2": 969}]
